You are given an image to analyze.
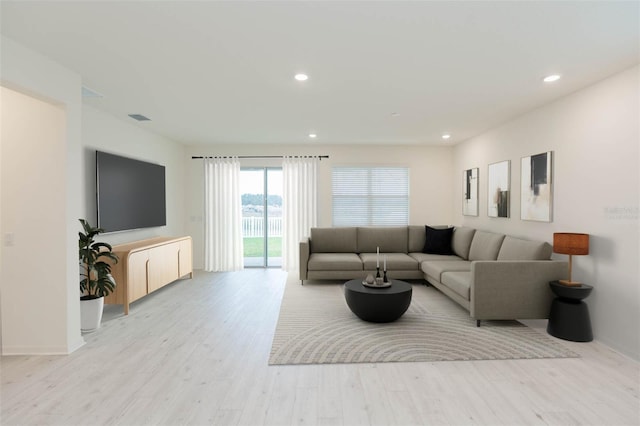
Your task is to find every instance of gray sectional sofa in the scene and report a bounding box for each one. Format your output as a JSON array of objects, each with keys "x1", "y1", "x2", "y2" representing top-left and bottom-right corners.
[{"x1": 299, "y1": 226, "x2": 568, "y2": 325}]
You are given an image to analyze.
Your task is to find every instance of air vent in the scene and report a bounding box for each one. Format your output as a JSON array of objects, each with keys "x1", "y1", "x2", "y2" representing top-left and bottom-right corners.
[
  {"x1": 81, "y1": 86, "x2": 104, "y2": 98},
  {"x1": 128, "y1": 114, "x2": 151, "y2": 121}
]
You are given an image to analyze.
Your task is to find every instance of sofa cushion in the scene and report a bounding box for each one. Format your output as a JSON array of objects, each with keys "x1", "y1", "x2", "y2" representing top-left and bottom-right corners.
[
  {"x1": 441, "y1": 272, "x2": 472, "y2": 301},
  {"x1": 423, "y1": 226, "x2": 454, "y2": 254},
  {"x1": 360, "y1": 252, "x2": 419, "y2": 270},
  {"x1": 409, "y1": 252, "x2": 462, "y2": 262},
  {"x1": 408, "y1": 225, "x2": 449, "y2": 252},
  {"x1": 308, "y1": 253, "x2": 363, "y2": 271},
  {"x1": 452, "y1": 227, "x2": 476, "y2": 260},
  {"x1": 422, "y1": 260, "x2": 472, "y2": 282},
  {"x1": 357, "y1": 227, "x2": 408, "y2": 253},
  {"x1": 497, "y1": 236, "x2": 553, "y2": 260},
  {"x1": 468, "y1": 231, "x2": 506, "y2": 261},
  {"x1": 408, "y1": 225, "x2": 426, "y2": 252},
  {"x1": 311, "y1": 227, "x2": 357, "y2": 253}
]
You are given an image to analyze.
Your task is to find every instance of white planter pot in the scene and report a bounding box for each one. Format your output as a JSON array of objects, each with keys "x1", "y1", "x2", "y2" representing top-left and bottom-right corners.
[{"x1": 80, "y1": 297, "x2": 104, "y2": 332}]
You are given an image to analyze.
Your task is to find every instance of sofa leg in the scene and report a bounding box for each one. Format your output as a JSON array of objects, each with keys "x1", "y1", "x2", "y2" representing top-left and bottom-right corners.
[
  {"x1": 301, "y1": 280, "x2": 304, "y2": 285},
  {"x1": 476, "y1": 320, "x2": 481, "y2": 327}
]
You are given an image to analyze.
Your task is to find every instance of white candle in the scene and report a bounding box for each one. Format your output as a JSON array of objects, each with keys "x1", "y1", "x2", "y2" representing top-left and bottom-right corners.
[
  {"x1": 384, "y1": 255, "x2": 386, "y2": 271},
  {"x1": 376, "y1": 247, "x2": 379, "y2": 267}
]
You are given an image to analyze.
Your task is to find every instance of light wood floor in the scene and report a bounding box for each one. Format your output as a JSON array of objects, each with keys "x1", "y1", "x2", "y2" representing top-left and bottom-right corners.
[{"x1": 1, "y1": 269, "x2": 638, "y2": 426}]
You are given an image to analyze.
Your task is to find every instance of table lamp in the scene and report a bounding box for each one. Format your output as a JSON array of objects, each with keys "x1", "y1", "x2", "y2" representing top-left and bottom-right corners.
[{"x1": 553, "y1": 233, "x2": 589, "y2": 286}]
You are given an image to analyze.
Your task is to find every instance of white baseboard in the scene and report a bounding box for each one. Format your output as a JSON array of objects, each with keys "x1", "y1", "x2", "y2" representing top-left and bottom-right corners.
[{"x1": 2, "y1": 338, "x2": 85, "y2": 356}]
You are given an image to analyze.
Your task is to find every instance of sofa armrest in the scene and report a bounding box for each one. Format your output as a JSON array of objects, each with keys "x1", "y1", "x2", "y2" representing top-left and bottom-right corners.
[
  {"x1": 299, "y1": 237, "x2": 310, "y2": 280},
  {"x1": 470, "y1": 260, "x2": 568, "y2": 320}
]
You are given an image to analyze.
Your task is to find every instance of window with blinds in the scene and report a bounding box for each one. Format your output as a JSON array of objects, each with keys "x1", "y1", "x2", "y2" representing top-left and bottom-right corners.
[{"x1": 332, "y1": 166, "x2": 409, "y2": 226}]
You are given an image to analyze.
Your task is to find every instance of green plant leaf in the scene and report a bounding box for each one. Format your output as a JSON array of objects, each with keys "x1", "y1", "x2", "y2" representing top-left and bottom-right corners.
[
  {"x1": 78, "y1": 218, "x2": 116, "y2": 298},
  {"x1": 92, "y1": 242, "x2": 113, "y2": 252}
]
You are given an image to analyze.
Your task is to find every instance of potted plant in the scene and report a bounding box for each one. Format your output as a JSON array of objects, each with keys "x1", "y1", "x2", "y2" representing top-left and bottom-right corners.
[{"x1": 79, "y1": 219, "x2": 118, "y2": 331}]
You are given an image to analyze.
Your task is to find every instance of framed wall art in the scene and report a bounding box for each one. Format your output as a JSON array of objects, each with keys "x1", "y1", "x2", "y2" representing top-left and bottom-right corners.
[
  {"x1": 463, "y1": 167, "x2": 479, "y2": 216},
  {"x1": 488, "y1": 160, "x2": 510, "y2": 218},
  {"x1": 521, "y1": 151, "x2": 553, "y2": 222}
]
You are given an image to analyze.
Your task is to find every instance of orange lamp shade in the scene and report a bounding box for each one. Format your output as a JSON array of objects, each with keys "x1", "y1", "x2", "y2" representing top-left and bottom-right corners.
[{"x1": 553, "y1": 233, "x2": 589, "y2": 255}]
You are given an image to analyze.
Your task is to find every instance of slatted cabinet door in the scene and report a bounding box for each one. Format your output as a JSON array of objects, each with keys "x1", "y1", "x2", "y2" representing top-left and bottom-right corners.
[
  {"x1": 127, "y1": 250, "x2": 149, "y2": 303},
  {"x1": 178, "y1": 238, "x2": 193, "y2": 279},
  {"x1": 148, "y1": 243, "x2": 180, "y2": 293}
]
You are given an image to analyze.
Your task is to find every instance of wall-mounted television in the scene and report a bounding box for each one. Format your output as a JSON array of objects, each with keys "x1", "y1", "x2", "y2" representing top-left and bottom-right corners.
[{"x1": 96, "y1": 151, "x2": 166, "y2": 233}]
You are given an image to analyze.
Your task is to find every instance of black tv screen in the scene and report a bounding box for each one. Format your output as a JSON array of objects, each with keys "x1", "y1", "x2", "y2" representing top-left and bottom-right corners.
[{"x1": 96, "y1": 151, "x2": 166, "y2": 232}]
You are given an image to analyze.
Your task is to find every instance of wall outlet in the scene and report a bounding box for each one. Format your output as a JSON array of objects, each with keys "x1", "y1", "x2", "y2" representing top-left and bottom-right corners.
[{"x1": 4, "y1": 233, "x2": 15, "y2": 247}]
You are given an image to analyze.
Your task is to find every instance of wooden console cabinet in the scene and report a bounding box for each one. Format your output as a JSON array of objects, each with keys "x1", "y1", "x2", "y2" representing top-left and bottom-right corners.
[{"x1": 105, "y1": 236, "x2": 193, "y2": 314}]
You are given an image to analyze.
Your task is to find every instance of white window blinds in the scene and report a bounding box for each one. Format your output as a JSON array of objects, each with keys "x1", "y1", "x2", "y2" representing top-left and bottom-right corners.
[{"x1": 332, "y1": 167, "x2": 409, "y2": 226}]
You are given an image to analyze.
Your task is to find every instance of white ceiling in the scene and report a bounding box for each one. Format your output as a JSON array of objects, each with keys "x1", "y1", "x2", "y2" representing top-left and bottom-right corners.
[{"x1": 1, "y1": 1, "x2": 638, "y2": 146}]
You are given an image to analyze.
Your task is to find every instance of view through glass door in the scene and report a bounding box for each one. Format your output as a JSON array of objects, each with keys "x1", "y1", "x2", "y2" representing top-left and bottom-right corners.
[{"x1": 240, "y1": 168, "x2": 283, "y2": 268}]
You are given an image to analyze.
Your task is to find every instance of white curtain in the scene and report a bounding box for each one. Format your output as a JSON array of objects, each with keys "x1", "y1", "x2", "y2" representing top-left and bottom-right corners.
[
  {"x1": 282, "y1": 156, "x2": 319, "y2": 271},
  {"x1": 204, "y1": 157, "x2": 243, "y2": 271}
]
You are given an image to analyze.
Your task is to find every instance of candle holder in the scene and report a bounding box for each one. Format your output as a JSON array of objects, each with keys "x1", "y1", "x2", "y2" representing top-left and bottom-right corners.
[
  {"x1": 376, "y1": 267, "x2": 381, "y2": 279},
  {"x1": 383, "y1": 270, "x2": 388, "y2": 283}
]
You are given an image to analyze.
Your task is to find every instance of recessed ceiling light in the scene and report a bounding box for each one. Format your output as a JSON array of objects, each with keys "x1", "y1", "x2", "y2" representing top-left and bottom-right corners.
[
  {"x1": 391, "y1": 112, "x2": 400, "y2": 117},
  {"x1": 442, "y1": 134, "x2": 451, "y2": 140},
  {"x1": 543, "y1": 74, "x2": 561, "y2": 83},
  {"x1": 295, "y1": 73, "x2": 309, "y2": 81},
  {"x1": 309, "y1": 133, "x2": 317, "y2": 138}
]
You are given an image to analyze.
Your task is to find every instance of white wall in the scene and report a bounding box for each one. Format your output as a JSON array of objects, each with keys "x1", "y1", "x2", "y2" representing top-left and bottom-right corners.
[
  {"x1": 453, "y1": 66, "x2": 640, "y2": 360},
  {"x1": 81, "y1": 105, "x2": 187, "y2": 247},
  {"x1": 185, "y1": 144, "x2": 453, "y2": 269},
  {"x1": 0, "y1": 36, "x2": 187, "y2": 355},
  {"x1": 0, "y1": 36, "x2": 84, "y2": 354}
]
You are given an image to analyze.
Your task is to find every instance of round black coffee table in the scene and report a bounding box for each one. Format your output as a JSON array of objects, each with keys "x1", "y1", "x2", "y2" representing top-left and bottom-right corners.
[{"x1": 344, "y1": 279, "x2": 412, "y2": 323}]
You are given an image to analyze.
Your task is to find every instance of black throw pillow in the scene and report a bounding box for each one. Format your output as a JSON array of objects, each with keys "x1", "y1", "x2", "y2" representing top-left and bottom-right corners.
[{"x1": 422, "y1": 226, "x2": 454, "y2": 255}]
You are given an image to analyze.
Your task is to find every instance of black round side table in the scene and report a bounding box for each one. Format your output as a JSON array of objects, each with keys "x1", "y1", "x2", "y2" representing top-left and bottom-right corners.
[
  {"x1": 547, "y1": 280, "x2": 593, "y2": 342},
  {"x1": 344, "y1": 279, "x2": 412, "y2": 323}
]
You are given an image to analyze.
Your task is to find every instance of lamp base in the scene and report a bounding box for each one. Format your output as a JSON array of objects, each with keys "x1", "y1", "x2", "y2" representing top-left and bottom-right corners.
[{"x1": 559, "y1": 279, "x2": 582, "y2": 287}]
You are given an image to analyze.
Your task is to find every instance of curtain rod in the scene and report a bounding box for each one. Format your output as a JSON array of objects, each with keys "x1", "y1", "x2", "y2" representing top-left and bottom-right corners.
[{"x1": 191, "y1": 155, "x2": 329, "y2": 160}]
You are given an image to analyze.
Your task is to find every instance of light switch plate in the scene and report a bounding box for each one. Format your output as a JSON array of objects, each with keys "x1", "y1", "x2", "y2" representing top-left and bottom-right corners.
[{"x1": 4, "y1": 233, "x2": 15, "y2": 247}]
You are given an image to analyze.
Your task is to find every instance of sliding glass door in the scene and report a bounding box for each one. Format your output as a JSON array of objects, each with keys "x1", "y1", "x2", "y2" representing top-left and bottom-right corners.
[{"x1": 240, "y1": 168, "x2": 283, "y2": 268}]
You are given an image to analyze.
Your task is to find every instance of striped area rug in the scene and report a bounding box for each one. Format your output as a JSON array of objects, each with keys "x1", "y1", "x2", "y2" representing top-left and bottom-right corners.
[{"x1": 269, "y1": 276, "x2": 578, "y2": 365}]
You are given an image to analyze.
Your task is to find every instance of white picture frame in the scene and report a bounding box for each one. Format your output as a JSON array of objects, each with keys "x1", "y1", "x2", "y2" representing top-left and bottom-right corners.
[
  {"x1": 463, "y1": 167, "x2": 479, "y2": 216},
  {"x1": 521, "y1": 151, "x2": 553, "y2": 222},
  {"x1": 488, "y1": 160, "x2": 510, "y2": 218}
]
